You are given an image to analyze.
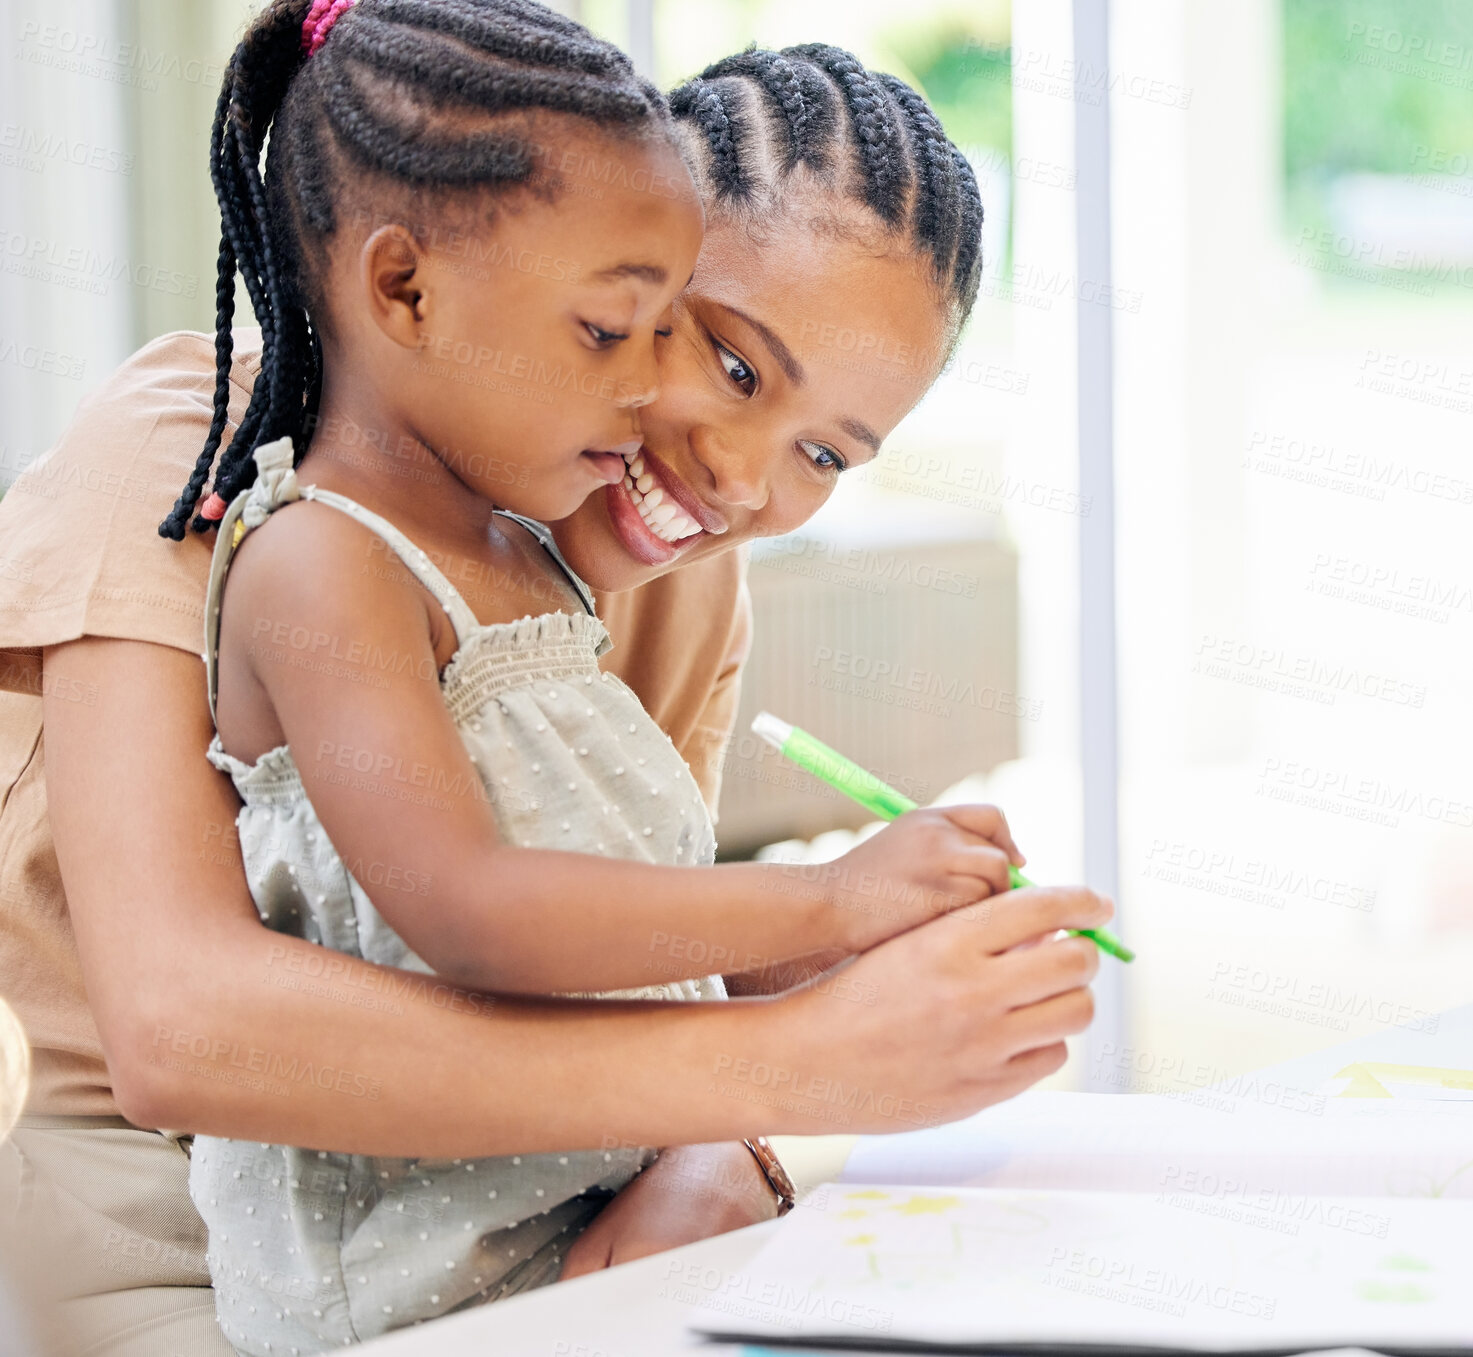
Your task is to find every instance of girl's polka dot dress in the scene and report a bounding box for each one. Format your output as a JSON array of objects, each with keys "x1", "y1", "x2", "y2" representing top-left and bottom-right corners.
[{"x1": 190, "y1": 439, "x2": 723, "y2": 1355}]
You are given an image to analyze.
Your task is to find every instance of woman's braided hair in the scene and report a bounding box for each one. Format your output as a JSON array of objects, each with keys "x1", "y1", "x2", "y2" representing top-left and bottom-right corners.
[
  {"x1": 669, "y1": 45, "x2": 983, "y2": 336},
  {"x1": 160, "y1": 0, "x2": 671, "y2": 539}
]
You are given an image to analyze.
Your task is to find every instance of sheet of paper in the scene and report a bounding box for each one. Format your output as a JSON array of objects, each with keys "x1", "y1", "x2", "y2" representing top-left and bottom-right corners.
[
  {"x1": 692, "y1": 1185, "x2": 1473, "y2": 1351},
  {"x1": 1324, "y1": 1062, "x2": 1473, "y2": 1100},
  {"x1": 1244, "y1": 1004, "x2": 1473, "y2": 1096},
  {"x1": 840, "y1": 1091, "x2": 1473, "y2": 1199}
]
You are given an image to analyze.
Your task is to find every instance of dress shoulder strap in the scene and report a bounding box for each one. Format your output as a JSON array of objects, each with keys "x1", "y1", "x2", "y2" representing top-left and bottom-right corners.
[
  {"x1": 494, "y1": 510, "x2": 599, "y2": 618},
  {"x1": 302, "y1": 486, "x2": 482, "y2": 643},
  {"x1": 203, "y1": 437, "x2": 481, "y2": 723}
]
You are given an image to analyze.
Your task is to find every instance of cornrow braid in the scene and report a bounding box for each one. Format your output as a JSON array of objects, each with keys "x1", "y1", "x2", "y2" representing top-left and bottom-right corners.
[
  {"x1": 160, "y1": 0, "x2": 670, "y2": 538},
  {"x1": 786, "y1": 44, "x2": 910, "y2": 226},
  {"x1": 876, "y1": 73, "x2": 963, "y2": 292},
  {"x1": 697, "y1": 49, "x2": 828, "y2": 173},
  {"x1": 945, "y1": 144, "x2": 984, "y2": 315},
  {"x1": 667, "y1": 78, "x2": 749, "y2": 206},
  {"x1": 670, "y1": 43, "x2": 983, "y2": 327}
]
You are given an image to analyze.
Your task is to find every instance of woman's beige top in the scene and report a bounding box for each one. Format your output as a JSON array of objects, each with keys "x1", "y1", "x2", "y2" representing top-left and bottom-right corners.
[{"x1": 0, "y1": 330, "x2": 750, "y2": 1120}]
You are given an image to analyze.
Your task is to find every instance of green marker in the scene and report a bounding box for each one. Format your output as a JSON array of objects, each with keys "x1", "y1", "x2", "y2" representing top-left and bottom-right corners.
[{"x1": 751, "y1": 711, "x2": 1134, "y2": 963}]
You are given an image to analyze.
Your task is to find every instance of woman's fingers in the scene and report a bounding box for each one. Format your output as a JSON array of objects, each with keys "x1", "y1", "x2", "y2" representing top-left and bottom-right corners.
[
  {"x1": 934, "y1": 803, "x2": 1024, "y2": 865},
  {"x1": 997, "y1": 1040, "x2": 1070, "y2": 1091},
  {"x1": 954, "y1": 1042, "x2": 1071, "y2": 1116},
  {"x1": 999, "y1": 984, "x2": 1098, "y2": 1059},
  {"x1": 988, "y1": 933, "x2": 1100, "y2": 1009},
  {"x1": 974, "y1": 885, "x2": 1114, "y2": 955}
]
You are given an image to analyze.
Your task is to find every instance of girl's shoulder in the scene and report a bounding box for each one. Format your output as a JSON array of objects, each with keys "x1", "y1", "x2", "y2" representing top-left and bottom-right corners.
[
  {"x1": 216, "y1": 493, "x2": 598, "y2": 696},
  {"x1": 227, "y1": 492, "x2": 386, "y2": 580},
  {"x1": 220, "y1": 498, "x2": 455, "y2": 669}
]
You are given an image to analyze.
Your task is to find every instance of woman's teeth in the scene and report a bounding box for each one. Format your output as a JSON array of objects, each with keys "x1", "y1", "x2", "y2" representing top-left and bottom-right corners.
[{"x1": 621, "y1": 452, "x2": 702, "y2": 544}]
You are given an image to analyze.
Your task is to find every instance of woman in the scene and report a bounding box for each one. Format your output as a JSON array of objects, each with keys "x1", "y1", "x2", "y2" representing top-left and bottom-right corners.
[{"x1": 0, "y1": 34, "x2": 1108, "y2": 1357}]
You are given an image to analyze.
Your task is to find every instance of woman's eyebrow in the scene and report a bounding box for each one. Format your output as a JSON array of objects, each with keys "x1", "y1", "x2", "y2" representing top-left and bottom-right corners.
[
  {"x1": 720, "y1": 302, "x2": 805, "y2": 386},
  {"x1": 839, "y1": 417, "x2": 882, "y2": 452}
]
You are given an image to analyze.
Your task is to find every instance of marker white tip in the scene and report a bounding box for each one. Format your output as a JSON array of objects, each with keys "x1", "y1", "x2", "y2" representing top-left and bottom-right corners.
[{"x1": 750, "y1": 711, "x2": 794, "y2": 752}]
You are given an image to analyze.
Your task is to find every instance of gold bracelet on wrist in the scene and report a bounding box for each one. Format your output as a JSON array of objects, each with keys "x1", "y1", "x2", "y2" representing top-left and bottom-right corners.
[{"x1": 741, "y1": 1136, "x2": 796, "y2": 1216}]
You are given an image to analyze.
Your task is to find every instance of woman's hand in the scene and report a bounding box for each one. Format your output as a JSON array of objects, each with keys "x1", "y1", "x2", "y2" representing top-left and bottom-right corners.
[
  {"x1": 752, "y1": 884, "x2": 1112, "y2": 1133},
  {"x1": 560, "y1": 1142, "x2": 779, "y2": 1279}
]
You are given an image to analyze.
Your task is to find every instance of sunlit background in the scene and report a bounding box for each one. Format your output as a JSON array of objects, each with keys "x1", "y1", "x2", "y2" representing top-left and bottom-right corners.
[{"x1": 2, "y1": 0, "x2": 1470, "y2": 1097}]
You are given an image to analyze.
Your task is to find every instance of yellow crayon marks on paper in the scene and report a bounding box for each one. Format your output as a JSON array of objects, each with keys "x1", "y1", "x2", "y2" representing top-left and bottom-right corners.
[
  {"x1": 891, "y1": 1194, "x2": 963, "y2": 1216},
  {"x1": 835, "y1": 1189, "x2": 891, "y2": 1220},
  {"x1": 843, "y1": 1233, "x2": 878, "y2": 1247},
  {"x1": 835, "y1": 1188, "x2": 964, "y2": 1219},
  {"x1": 1331, "y1": 1062, "x2": 1473, "y2": 1099}
]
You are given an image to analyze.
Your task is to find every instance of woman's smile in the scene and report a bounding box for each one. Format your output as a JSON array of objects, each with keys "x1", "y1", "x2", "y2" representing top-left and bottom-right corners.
[{"x1": 605, "y1": 445, "x2": 727, "y2": 565}]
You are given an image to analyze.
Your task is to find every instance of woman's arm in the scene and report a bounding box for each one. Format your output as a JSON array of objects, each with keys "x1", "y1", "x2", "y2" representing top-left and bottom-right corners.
[
  {"x1": 45, "y1": 636, "x2": 1106, "y2": 1154},
  {"x1": 211, "y1": 504, "x2": 1020, "y2": 995}
]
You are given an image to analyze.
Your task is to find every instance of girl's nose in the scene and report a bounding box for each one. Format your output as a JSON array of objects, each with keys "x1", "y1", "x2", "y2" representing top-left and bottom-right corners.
[{"x1": 615, "y1": 350, "x2": 660, "y2": 410}]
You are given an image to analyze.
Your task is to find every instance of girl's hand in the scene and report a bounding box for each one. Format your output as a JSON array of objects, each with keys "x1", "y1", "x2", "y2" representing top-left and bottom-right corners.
[
  {"x1": 820, "y1": 804, "x2": 1026, "y2": 953},
  {"x1": 560, "y1": 1142, "x2": 778, "y2": 1279}
]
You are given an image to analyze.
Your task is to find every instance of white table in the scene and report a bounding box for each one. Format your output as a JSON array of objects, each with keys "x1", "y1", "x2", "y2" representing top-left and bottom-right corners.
[
  {"x1": 358, "y1": 1012, "x2": 1468, "y2": 1355},
  {"x1": 361, "y1": 1210, "x2": 774, "y2": 1355}
]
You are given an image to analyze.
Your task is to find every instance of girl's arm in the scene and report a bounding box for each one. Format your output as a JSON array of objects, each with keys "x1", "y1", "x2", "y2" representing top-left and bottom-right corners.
[
  {"x1": 724, "y1": 951, "x2": 851, "y2": 997},
  {"x1": 44, "y1": 636, "x2": 1107, "y2": 1153},
  {"x1": 215, "y1": 503, "x2": 1021, "y2": 995}
]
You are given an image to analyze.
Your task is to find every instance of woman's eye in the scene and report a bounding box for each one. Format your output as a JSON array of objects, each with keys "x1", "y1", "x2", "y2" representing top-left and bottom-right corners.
[
  {"x1": 714, "y1": 342, "x2": 756, "y2": 395},
  {"x1": 800, "y1": 440, "x2": 847, "y2": 473},
  {"x1": 584, "y1": 323, "x2": 628, "y2": 347}
]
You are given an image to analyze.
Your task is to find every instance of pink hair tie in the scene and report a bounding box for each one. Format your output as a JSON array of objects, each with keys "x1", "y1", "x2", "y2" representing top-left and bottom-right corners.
[
  {"x1": 302, "y1": 0, "x2": 355, "y2": 57},
  {"x1": 198, "y1": 492, "x2": 228, "y2": 522}
]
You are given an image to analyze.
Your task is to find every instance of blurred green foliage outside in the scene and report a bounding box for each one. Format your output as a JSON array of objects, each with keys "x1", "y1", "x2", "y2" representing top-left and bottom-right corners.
[
  {"x1": 1283, "y1": 0, "x2": 1473, "y2": 291},
  {"x1": 1284, "y1": 0, "x2": 1473, "y2": 178}
]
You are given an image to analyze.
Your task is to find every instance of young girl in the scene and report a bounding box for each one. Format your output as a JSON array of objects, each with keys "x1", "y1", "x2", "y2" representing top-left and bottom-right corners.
[{"x1": 178, "y1": 2, "x2": 1020, "y2": 1352}]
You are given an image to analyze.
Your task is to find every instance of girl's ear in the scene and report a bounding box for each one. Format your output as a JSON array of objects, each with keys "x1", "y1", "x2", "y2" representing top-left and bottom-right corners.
[{"x1": 361, "y1": 224, "x2": 428, "y2": 350}]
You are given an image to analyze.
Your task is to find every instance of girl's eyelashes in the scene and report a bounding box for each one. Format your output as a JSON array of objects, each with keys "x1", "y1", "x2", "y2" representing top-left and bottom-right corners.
[
  {"x1": 589, "y1": 320, "x2": 674, "y2": 345},
  {"x1": 799, "y1": 440, "x2": 847, "y2": 474},
  {"x1": 584, "y1": 322, "x2": 630, "y2": 347},
  {"x1": 713, "y1": 340, "x2": 757, "y2": 396}
]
